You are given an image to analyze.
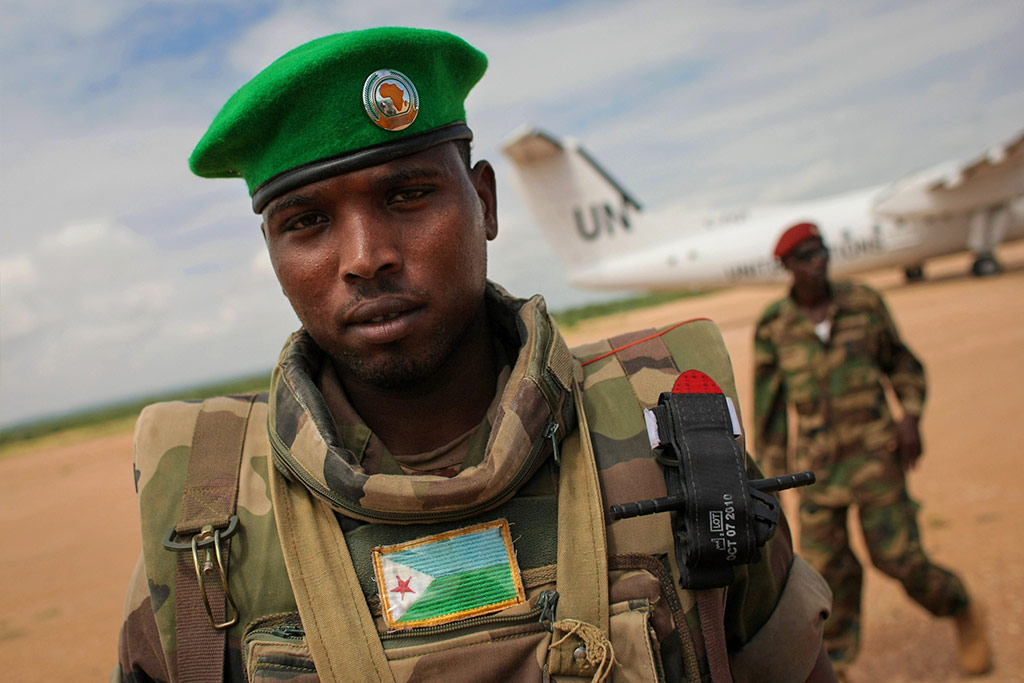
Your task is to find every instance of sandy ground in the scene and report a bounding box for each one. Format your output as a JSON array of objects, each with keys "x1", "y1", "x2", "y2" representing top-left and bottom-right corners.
[{"x1": 2, "y1": 242, "x2": 1022, "y2": 682}]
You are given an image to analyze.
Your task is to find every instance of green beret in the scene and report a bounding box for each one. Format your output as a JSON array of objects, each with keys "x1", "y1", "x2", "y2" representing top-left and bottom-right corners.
[{"x1": 189, "y1": 27, "x2": 488, "y2": 213}]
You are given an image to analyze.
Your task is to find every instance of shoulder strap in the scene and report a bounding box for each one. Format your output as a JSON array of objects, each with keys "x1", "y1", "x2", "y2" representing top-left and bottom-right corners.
[
  {"x1": 171, "y1": 394, "x2": 257, "y2": 683},
  {"x1": 586, "y1": 322, "x2": 734, "y2": 683},
  {"x1": 269, "y1": 449, "x2": 397, "y2": 683},
  {"x1": 547, "y1": 375, "x2": 614, "y2": 681}
]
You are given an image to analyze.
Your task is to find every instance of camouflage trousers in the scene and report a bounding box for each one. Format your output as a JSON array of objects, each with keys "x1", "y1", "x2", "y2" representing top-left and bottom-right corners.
[{"x1": 797, "y1": 446, "x2": 969, "y2": 665}]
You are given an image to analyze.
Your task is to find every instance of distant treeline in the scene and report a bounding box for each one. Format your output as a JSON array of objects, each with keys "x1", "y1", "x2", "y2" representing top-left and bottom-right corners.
[
  {"x1": 1, "y1": 289, "x2": 706, "y2": 449},
  {"x1": 0, "y1": 372, "x2": 271, "y2": 447},
  {"x1": 551, "y1": 289, "x2": 705, "y2": 329}
]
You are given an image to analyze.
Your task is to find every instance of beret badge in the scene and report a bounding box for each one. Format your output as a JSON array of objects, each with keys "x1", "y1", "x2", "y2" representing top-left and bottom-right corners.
[{"x1": 363, "y1": 69, "x2": 419, "y2": 131}]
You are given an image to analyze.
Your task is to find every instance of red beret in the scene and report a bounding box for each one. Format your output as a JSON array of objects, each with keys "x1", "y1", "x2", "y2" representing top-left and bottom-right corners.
[{"x1": 774, "y1": 222, "x2": 822, "y2": 260}]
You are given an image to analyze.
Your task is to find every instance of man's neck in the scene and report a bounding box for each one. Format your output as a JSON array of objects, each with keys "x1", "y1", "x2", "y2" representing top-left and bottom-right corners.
[
  {"x1": 791, "y1": 279, "x2": 831, "y2": 320},
  {"x1": 334, "y1": 308, "x2": 500, "y2": 456}
]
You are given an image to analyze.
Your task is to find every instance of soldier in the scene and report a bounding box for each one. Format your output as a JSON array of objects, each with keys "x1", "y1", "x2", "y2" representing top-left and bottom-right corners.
[
  {"x1": 753, "y1": 222, "x2": 993, "y2": 677},
  {"x1": 116, "y1": 28, "x2": 835, "y2": 682}
]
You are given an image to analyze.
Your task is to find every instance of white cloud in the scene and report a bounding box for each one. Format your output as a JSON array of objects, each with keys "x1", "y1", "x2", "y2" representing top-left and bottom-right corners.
[
  {"x1": 0, "y1": 254, "x2": 38, "y2": 290},
  {"x1": 1, "y1": 0, "x2": 1022, "y2": 425},
  {"x1": 0, "y1": 212, "x2": 295, "y2": 423},
  {"x1": 226, "y1": 1, "x2": 470, "y2": 74}
]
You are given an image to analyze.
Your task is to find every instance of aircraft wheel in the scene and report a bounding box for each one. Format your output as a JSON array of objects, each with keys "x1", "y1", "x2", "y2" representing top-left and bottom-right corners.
[
  {"x1": 971, "y1": 254, "x2": 1002, "y2": 278},
  {"x1": 904, "y1": 265, "x2": 925, "y2": 282}
]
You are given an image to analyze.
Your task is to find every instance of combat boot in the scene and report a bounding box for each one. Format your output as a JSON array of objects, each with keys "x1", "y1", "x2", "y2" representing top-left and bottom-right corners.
[{"x1": 954, "y1": 600, "x2": 992, "y2": 675}]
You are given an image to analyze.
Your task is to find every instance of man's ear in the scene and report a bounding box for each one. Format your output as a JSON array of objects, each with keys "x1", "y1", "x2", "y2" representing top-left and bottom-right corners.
[
  {"x1": 260, "y1": 220, "x2": 269, "y2": 244},
  {"x1": 471, "y1": 159, "x2": 498, "y2": 241}
]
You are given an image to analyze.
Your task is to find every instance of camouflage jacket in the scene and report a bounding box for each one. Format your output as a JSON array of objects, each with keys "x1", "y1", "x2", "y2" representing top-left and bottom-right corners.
[
  {"x1": 117, "y1": 285, "x2": 829, "y2": 682},
  {"x1": 753, "y1": 281, "x2": 926, "y2": 487}
]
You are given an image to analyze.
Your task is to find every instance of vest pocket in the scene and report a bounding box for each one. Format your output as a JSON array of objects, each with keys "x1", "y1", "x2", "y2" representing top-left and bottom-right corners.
[
  {"x1": 240, "y1": 598, "x2": 664, "y2": 682},
  {"x1": 243, "y1": 613, "x2": 318, "y2": 682},
  {"x1": 609, "y1": 598, "x2": 665, "y2": 683},
  {"x1": 379, "y1": 599, "x2": 555, "y2": 682},
  {"x1": 241, "y1": 602, "x2": 556, "y2": 683}
]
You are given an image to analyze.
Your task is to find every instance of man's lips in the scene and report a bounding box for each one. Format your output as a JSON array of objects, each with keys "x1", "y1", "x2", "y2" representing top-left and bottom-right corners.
[{"x1": 343, "y1": 297, "x2": 423, "y2": 344}]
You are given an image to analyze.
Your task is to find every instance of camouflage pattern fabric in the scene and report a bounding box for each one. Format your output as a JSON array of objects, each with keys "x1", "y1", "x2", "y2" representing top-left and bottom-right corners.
[
  {"x1": 266, "y1": 284, "x2": 575, "y2": 524},
  {"x1": 116, "y1": 284, "x2": 829, "y2": 682},
  {"x1": 753, "y1": 281, "x2": 967, "y2": 664},
  {"x1": 574, "y1": 320, "x2": 829, "y2": 682},
  {"x1": 117, "y1": 393, "x2": 292, "y2": 683}
]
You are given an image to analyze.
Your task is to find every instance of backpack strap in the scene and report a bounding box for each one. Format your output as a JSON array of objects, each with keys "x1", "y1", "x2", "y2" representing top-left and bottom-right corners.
[
  {"x1": 582, "y1": 321, "x2": 733, "y2": 683},
  {"x1": 547, "y1": 374, "x2": 614, "y2": 681},
  {"x1": 268, "y1": 448, "x2": 397, "y2": 683},
  {"x1": 165, "y1": 394, "x2": 258, "y2": 683}
]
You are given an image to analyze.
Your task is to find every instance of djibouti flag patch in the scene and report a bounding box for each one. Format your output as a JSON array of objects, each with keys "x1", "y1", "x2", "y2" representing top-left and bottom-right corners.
[{"x1": 372, "y1": 519, "x2": 526, "y2": 630}]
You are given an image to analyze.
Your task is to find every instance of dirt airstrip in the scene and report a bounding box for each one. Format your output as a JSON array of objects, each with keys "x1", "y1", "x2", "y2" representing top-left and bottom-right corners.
[{"x1": 2, "y1": 243, "x2": 1022, "y2": 682}]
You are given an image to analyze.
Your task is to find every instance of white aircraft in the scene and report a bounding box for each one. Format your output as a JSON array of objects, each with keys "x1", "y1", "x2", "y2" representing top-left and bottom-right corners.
[{"x1": 502, "y1": 127, "x2": 1024, "y2": 290}]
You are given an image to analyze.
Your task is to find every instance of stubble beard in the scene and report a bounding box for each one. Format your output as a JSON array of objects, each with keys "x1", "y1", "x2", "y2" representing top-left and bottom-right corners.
[
  {"x1": 333, "y1": 325, "x2": 456, "y2": 389},
  {"x1": 331, "y1": 300, "x2": 485, "y2": 391}
]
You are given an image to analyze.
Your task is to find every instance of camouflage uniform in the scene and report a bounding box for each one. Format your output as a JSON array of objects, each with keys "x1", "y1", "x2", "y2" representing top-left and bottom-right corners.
[
  {"x1": 753, "y1": 280, "x2": 969, "y2": 664},
  {"x1": 117, "y1": 284, "x2": 830, "y2": 682}
]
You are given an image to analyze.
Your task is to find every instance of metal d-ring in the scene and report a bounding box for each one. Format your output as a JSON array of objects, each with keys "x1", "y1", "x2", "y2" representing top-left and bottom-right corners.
[
  {"x1": 161, "y1": 515, "x2": 240, "y2": 629},
  {"x1": 190, "y1": 525, "x2": 239, "y2": 629},
  {"x1": 162, "y1": 515, "x2": 239, "y2": 552}
]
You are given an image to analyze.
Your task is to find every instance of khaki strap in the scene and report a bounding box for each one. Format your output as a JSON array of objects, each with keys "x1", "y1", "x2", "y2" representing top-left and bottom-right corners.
[
  {"x1": 175, "y1": 555, "x2": 226, "y2": 683},
  {"x1": 269, "y1": 461, "x2": 396, "y2": 683},
  {"x1": 549, "y1": 376, "x2": 612, "y2": 680},
  {"x1": 696, "y1": 589, "x2": 732, "y2": 683},
  {"x1": 175, "y1": 395, "x2": 257, "y2": 683},
  {"x1": 177, "y1": 396, "x2": 253, "y2": 533}
]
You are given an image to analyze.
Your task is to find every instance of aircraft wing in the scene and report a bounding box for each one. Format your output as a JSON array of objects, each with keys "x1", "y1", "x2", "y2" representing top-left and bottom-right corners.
[{"x1": 873, "y1": 129, "x2": 1024, "y2": 218}]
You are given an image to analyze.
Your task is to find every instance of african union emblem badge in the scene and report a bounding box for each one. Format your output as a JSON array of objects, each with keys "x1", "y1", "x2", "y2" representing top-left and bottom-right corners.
[
  {"x1": 371, "y1": 519, "x2": 526, "y2": 630},
  {"x1": 362, "y1": 69, "x2": 419, "y2": 131}
]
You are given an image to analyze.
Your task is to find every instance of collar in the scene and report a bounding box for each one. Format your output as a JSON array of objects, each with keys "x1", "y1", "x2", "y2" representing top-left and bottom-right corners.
[
  {"x1": 267, "y1": 282, "x2": 578, "y2": 523},
  {"x1": 316, "y1": 354, "x2": 511, "y2": 476},
  {"x1": 781, "y1": 280, "x2": 847, "y2": 329}
]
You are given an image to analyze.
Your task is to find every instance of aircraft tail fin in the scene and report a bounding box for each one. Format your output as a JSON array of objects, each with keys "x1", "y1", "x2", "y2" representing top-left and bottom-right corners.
[{"x1": 502, "y1": 126, "x2": 644, "y2": 274}]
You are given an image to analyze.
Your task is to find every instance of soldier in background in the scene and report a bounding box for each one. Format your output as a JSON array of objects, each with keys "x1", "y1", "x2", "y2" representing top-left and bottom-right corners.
[
  {"x1": 753, "y1": 222, "x2": 993, "y2": 677},
  {"x1": 116, "y1": 28, "x2": 835, "y2": 682}
]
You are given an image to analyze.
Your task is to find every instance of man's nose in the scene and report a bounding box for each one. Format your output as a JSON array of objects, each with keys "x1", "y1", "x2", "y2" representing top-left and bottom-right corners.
[{"x1": 339, "y1": 216, "x2": 403, "y2": 280}]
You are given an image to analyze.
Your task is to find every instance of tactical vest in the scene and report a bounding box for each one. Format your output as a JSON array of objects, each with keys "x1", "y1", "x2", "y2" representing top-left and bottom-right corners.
[{"x1": 131, "y1": 298, "x2": 821, "y2": 683}]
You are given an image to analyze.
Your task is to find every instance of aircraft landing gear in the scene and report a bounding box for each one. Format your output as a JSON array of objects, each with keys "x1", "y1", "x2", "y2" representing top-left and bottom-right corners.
[
  {"x1": 904, "y1": 265, "x2": 925, "y2": 282},
  {"x1": 971, "y1": 252, "x2": 1002, "y2": 278},
  {"x1": 967, "y1": 206, "x2": 1008, "y2": 278}
]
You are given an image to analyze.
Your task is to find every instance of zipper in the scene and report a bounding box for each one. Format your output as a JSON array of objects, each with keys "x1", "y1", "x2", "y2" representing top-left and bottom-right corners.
[
  {"x1": 379, "y1": 590, "x2": 559, "y2": 647},
  {"x1": 545, "y1": 421, "x2": 561, "y2": 467},
  {"x1": 265, "y1": 623, "x2": 305, "y2": 639},
  {"x1": 242, "y1": 592, "x2": 560, "y2": 664},
  {"x1": 536, "y1": 588, "x2": 559, "y2": 630},
  {"x1": 244, "y1": 621, "x2": 305, "y2": 644},
  {"x1": 271, "y1": 415, "x2": 559, "y2": 524}
]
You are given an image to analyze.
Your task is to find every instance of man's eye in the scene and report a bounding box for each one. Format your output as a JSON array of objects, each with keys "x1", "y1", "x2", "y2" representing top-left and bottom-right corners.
[
  {"x1": 389, "y1": 188, "x2": 431, "y2": 204},
  {"x1": 284, "y1": 213, "x2": 328, "y2": 231}
]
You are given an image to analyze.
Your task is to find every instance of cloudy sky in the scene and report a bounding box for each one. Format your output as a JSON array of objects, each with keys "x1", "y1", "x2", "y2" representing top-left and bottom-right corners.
[{"x1": 1, "y1": 0, "x2": 1021, "y2": 427}]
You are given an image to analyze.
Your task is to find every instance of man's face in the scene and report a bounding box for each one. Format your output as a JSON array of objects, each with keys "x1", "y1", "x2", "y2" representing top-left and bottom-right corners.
[
  {"x1": 262, "y1": 142, "x2": 498, "y2": 388},
  {"x1": 782, "y1": 236, "x2": 829, "y2": 285}
]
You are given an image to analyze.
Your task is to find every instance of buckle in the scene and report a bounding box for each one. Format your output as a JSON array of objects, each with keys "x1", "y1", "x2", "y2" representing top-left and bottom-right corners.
[
  {"x1": 163, "y1": 516, "x2": 240, "y2": 629},
  {"x1": 162, "y1": 515, "x2": 239, "y2": 551}
]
